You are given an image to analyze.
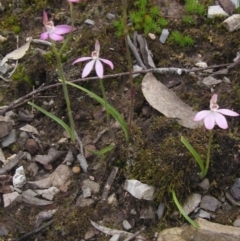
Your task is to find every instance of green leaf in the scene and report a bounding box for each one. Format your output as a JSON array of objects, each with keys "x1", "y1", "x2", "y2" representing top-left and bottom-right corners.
[
  {"x1": 181, "y1": 136, "x2": 205, "y2": 176},
  {"x1": 86, "y1": 144, "x2": 115, "y2": 156},
  {"x1": 28, "y1": 101, "x2": 74, "y2": 140},
  {"x1": 172, "y1": 190, "x2": 200, "y2": 228},
  {"x1": 66, "y1": 81, "x2": 129, "y2": 141}
]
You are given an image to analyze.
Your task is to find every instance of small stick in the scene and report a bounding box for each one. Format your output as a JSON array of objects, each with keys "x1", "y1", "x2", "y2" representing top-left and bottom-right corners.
[
  {"x1": 0, "y1": 63, "x2": 232, "y2": 115},
  {"x1": 123, "y1": 227, "x2": 146, "y2": 241},
  {"x1": 16, "y1": 220, "x2": 53, "y2": 241},
  {"x1": 101, "y1": 166, "x2": 119, "y2": 201}
]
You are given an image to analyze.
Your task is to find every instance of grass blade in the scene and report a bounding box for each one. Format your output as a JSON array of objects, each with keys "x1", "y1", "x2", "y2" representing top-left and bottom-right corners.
[
  {"x1": 28, "y1": 101, "x2": 74, "y2": 140},
  {"x1": 181, "y1": 136, "x2": 205, "y2": 176},
  {"x1": 66, "y1": 81, "x2": 128, "y2": 141},
  {"x1": 172, "y1": 190, "x2": 200, "y2": 228}
]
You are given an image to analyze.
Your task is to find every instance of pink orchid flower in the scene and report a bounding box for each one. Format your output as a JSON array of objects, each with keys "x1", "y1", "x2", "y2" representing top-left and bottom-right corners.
[
  {"x1": 72, "y1": 40, "x2": 114, "y2": 78},
  {"x1": 40, "y1": 11, "x2": 76, "y2": 41},
  {"x1": 68, "y1": 0, "x2": 79, "y2": 2},
  {"x1": 194, "y1": 94, "x2": 239, "y2": 130}
]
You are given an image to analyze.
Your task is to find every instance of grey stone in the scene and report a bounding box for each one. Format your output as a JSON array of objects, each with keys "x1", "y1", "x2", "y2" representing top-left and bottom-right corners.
[
  {"x1": 199, "y1": 178, "x2": 210, "y2": 191},
  {"x1": 157, "y1": 218, "x2": 240, "y2": 241},
  {"x1": 82, "y1": 187, "x2": 91, "y2": 198},
  {"x1": 106, "y1": 13, "x2": 115, "y2": 20},
  {"x1": 202, "y1": 76, "x2": 222, "y2": 86},
  {"x1": 25, "y1": 138, "x2": 39, "y2": 154},
  {"x1": 233, "y1": 218, "x2": 240, "y2": 227},
  {"x1": 76, "y1": 195, "x2": 94, "y2": 207},
  {"x1": 84, "y1": 19, "x2": 95, "y2": 25},
  {"x1": 3, "y1": 192, "x2": 22, "y2": 207},
  {"x1": 2, "y1": 129, "x2": 16, "y2": 147},
  {"x1": 183, "y1": 193, "x2": 202, "y2": 215},
  {"x1": 0, "y1": 225, "x2": 8, "y2": 236},
  {"x1": 0, "y1": 118, "x2": 13, "y2": 139},
  {"x1": 157, "y1": 203, "x2": 165, "y2": 220},
  {"x1": 27, "y1": 163, "x2": 39, "y2": 177},
  {"x1": 82, "y1": 179, "x2": 100, "y2": 193},
  {"x1": 200, "y1": 195, "x2": 221, "y2": 212},
  {"x1": 18, "y1": 131, "x2": 29, "y2": 148},
  {"x1": 230, "y1": 178, "x2": 240, "y2": 200},
  {"x1": 122, "y1": 220, "x2": 132, "y2": 230}
]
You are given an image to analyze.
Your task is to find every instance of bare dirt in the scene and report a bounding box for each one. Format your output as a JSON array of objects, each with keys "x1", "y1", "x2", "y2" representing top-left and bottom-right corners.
[{"x1": 1, "y1": 0, "x2": 240, "y2": 240}]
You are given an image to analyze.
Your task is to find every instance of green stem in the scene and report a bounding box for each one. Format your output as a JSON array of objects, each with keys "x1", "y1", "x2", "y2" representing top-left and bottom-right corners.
[
  {"x1": 60, "y1": 2, "x2": 75, "y2": 55},
  {"x1": 99, "y1": 79, "x2": 117, "y2": 144},
  {"x1": 52, "y1": 44, "x2": 75, "y2": 142},
  {"x1": 122, "y1": 0, "x2": 134, "y2": 130},
  {"x1": 202, "y1": 130, "x2": 213, "y2": 178}
]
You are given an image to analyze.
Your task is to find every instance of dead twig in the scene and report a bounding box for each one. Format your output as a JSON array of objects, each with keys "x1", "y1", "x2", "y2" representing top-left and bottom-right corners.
[
  {"x1": 0, "y1": 63, "x2": 232, "y2": 115},
  {"x1": 101, "y1": 166, "x2": 119, "y2": 201},
  {"x1": 16, "y1": 220, "x2": 53, "y2": 241}
]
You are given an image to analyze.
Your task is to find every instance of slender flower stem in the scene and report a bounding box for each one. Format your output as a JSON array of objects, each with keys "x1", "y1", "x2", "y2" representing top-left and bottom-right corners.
[
  {"x1": 99, "y1": 79, "x2": 117, "y2": 144},
  {"x1": 60, "y1": 2, "x2": 75, "y2": 55},
  {"x1": 52, "y1": 43, "x2": 75, "y2": 142},
  {"x1": 202, "y1": 130, "x2": 213, "y2": 178}
]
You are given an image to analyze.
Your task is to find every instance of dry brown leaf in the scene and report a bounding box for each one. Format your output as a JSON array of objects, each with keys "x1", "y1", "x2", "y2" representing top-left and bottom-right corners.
[{"x1": 141, "y1": 73, "x2": 202, "y2": 129}]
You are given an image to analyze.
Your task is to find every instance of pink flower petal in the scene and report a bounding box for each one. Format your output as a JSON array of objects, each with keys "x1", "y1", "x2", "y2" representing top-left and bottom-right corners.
[
  {"x1": 43, "y1": 10, "x2": 48, "y2": 26},
  {"x1": 40, "y1": 32, "x2": 48, "y2": 40},
  {"x1": 204, "y1": 112, "x2": 215, "y2": 130},
  {"x1": 194, "y1": 110, "x2": 211, "y2": 121},
  {"x1": 217, "y1": 109, "x2": 239, "y2": 116},
  {"x1": 100, "y1": 58, "x2": 114, "y2": 69},
  {"x1": 49, "y1": 32, "x2": 64, "y2": 41},
  {"x1": 72, "y1": 57, "x2": 93, "y2": 65},
  {"x1": 214, "y1": 112, "x2": 228, "y2": 129},
  {"x1": 68, "y1": 0, "x2": 79, "y2": 2},
  {"x1": 54, "y1": 25, "x2": 75, "y2": 35},
  {"x1": 95, "y1": 59, "x2": 103, "y2": 78},
  {"x1": 82, "y1": 59, "x2": 95, "y2": 78}
]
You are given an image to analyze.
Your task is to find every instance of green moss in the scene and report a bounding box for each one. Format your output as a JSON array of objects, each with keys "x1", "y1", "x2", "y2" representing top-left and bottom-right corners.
[
  {"x1": 12, "y1": 64, "x2": 33, "y2": 86},
  {"x1": 168, "y1": 30, "x2": 195, "y2": 47},
  {"x1": 184, "y1": 0, "x2": 205, "y2": 15},
  {"x1": 12, "y1": 26, "x2": 21, "y2": 34}
]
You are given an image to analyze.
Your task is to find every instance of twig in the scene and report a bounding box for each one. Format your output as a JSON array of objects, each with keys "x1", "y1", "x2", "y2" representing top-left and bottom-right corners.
[
  {"x1": 0, "y1": 63, "x2": 232, "y2": 115},
  {"x1": 101, "y1": 166, "x2": 119, "y2": 201},
  {"x1": 31, "y1": 38, "x2": 52, "y2": 46},
  {"x1": 16, "y1": 220, "x2": 53, "y2": 241}
]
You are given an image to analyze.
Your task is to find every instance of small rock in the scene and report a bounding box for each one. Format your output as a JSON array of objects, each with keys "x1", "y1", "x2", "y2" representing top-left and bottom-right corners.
[
  {"x1": 207, "y1": 5, "x2": 229, "y2": 18},
  {"x1": 22, "y1": 192, "x2": 53, "y2": 205},
  {"x1": 82, "y1": 187, "x2": 91, "y2": 198},
  {"x1": 202, "y1": 76, "x2": 222, "y2": 86},
  {"x1": 3, "y1": 191, "x2": 22, "y2": 207},
  {"x1": 199, "y1": 178, "x2": 210, "y2": 191},
  {"x1": 20, "y1": 124, "x2": 39, "y2": 135},
  {"x1": 76, "y1": 195, "x2": 94, "y2": 207},
  {"x1": 0, "y1": 117, "x2": 13, "y2": 138},
  {"x1": 124, "y1": 179, "x2": 155, "y2": 200},
  {"x1": 233, "y1": 218, "x2": 240, "y2": 227},
  {"x1": 230, "y1": 178, "x2": 240, "y2": 200},
  {"x1": 28, "y1": 177, "x2": 52, "y2": 189},
  {"x1": 13, "y1": 166, "x2": 26, "y2": 188},
  {"x1": 1, "y1": 129, "x2": 16, "y2": 147},
  {"x1": 200, "y1": 195, "x2": 221, "y2": 212},
  {"x1": 195, "y1": 61, "x2": 207, "y2": 68},
  {"x1": 157, "y1": 203, "x2": 165, "y2": 220},
  {"x1": 25, "y1": 138, "x2": 39, "y2": 154},
  {"x1": 122, "y1": 220, "x2": 132, "y2": 230},
  {"x1": 18, "y1": 131, "x2": 29, "y2": 148},
  {"x1": 148, "y1": 33, "x2": 156, "y2": 40},
  {"x1": 183, "y1": 193, "x2": 202, "y2": 215},
  {"x1": 193, "y1": 208, "x2": 211, "y2": 219},
  {"x1": 84, "y1": 19, "x2": 95, "y2": 25},
  {"x1": 107, "y1": 193, "x2": 117, "y2": 205},
  {"x1": 82, "y1": 179, "x2": 100, "y2": 193},
  {"x1": 84, "y1": 228, "x2": 95, "y2": 240},
  {"x1": 223, "y1": 14, "x2": 240, "y2": 32},
  {"x1": 159, "y1": 29, "x2": 169, "y2": 44},
  {"x1": 50, "y1": 164, "x2": 72, "y2": 188},
  {"x1": 36, "y1": 187, "x2": 60, "y2": 200},
  {"x1": 106, "y1": 13, "x2": 115, "y2": 20},
  {"x1": 27, "y1": 163, "x2": 39, "y2": 177},
  {"x1": 72, "y1": 166, "x2": 81, "y2": 174}
]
